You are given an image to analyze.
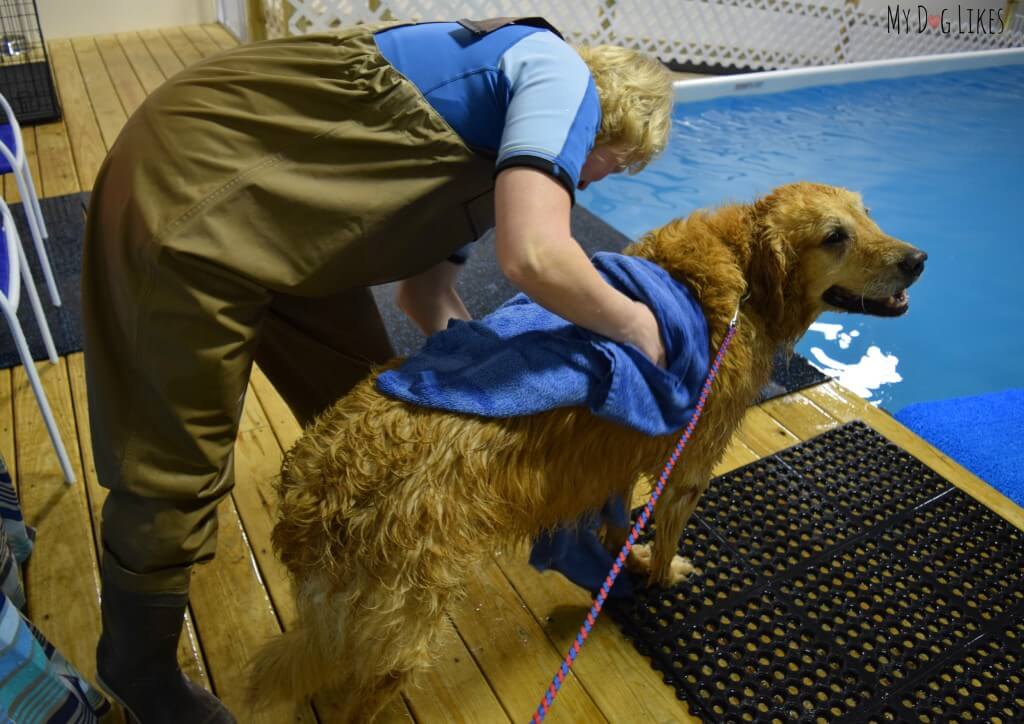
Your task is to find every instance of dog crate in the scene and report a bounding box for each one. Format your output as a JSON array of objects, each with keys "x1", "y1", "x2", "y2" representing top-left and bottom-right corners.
[{"x1": 0, "y1": 0, "x2": 61, "y2": 124}]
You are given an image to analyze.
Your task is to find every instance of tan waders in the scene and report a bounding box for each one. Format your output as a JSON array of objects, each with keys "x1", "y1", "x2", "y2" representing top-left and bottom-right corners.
[{"x1": 83, "y1": 25, "x2": 496, "y2": 719}]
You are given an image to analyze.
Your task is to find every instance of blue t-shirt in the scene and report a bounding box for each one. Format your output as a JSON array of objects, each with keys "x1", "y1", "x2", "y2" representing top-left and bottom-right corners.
[{"x1": 373, "y1": 22, "x2": 601, "y2": 199}]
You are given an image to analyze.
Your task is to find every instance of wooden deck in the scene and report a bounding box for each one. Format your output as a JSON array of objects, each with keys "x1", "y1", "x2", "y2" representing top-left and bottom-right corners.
[{"x1": 2, "y1": 23, "x2": 1022, "y2": 724}]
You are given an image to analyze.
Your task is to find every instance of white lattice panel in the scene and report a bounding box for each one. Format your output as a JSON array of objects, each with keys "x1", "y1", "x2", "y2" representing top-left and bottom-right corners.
[
  {"x1": 267, "y1": 0, "x2": 1024, "y2": 69},
  {"x1": 614, "y1": 0, "x2": 852, "y2": 68}
]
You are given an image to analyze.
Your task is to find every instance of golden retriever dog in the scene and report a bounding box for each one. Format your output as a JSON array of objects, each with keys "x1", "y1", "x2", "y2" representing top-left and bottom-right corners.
[{"x1": 248, "y1": 182, "x2": 926, "y2": 720}]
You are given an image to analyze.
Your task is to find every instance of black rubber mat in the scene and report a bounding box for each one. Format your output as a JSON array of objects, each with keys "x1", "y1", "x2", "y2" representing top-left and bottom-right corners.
[
  {"x1": 755, "y1": 351, "x2": 829, "y2": 404},
  {"x1": 609, "y1": 420, "x2": 1024, "y2": 723},
  {"x1": 0, "y1": 192, "x2": 88, "y2": 369}
]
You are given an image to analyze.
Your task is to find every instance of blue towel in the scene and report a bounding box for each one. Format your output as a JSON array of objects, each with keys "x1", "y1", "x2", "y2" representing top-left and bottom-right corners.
[
  {"x1": 377, "y1": 252, "x2": 710, "y2": 597},
  {"x1": 895, "y1": 389, "x2": 1024, "y2": 508},
  {"x1": 377, "y1": 252, "x2": 710, "y2": 436}
]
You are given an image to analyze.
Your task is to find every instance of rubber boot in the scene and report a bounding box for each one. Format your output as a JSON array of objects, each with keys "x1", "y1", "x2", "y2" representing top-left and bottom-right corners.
[{"x1": 96, "y1": 578, "x2": 236, "y2": 724}]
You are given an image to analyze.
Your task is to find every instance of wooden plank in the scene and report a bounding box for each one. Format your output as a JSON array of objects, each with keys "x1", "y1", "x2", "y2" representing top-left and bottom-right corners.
[
  {"x1": 95, "y1": 35, "x2": 148, "y2": 117},
  {"x1": 138, "y1": 30, "x2": 186, "y2": 79},
  {"x1": 159, "y1": 27, "x2": 204, "y2": 68},
  {"x1": 203, "y1": 23, "x2": 242, "y2": 49},
  {"x1": 115, "y1": 32, "x2": 166, "y2": 95},
  {"x1": 0, "y1": 369, "x2": 15, "y2": 486},
  {"x1": 401, "y1": 620, "x2": 511, "y2": 724},
  {"x1": 314, "y1": 690, "x2": 415, "y2": 723},
  {"x1": 70, "y1": 37, "x2": 129, "y2": 151},
  {"x1": 46, "y1": 40, "x2": 106, "y2": 191},
  {"x1": 801, "y1": 382, "x2": 1024, "y2": 531},
  {"x1": 2, "y1": 123, "x2": 41, "y2": 205},
  {"x1": 187, "y1": 493, "x2": 317, "y2": 723},
  {"x1": 24, "y1": 129, "x2": 41, "y2": 204},
  {"x1": 735, "y1": 405, "x2": 802, "y2": 457},
  {"x1": 247, "y1": 365, "x2": 301, "y2": 451},
  {"x1": 756, "y1": 391, "x2": 840, "y2": 442},
  {"x1": 67, "y1": 354, "x2": 211, "y2": 688},
  {"x1": 181, "y1": 25, "x2": 225, "y2": 59},
  {"x1": 1, "y1": 158, "x2": 11, "y2": 202},
  {"x1": 63, "y1": 355, "x2": 102, "y2": 558},
  {"x1": 237, "y1": 384, "x2": 266, "y2": 435},
  {"x1": 231, "y1": 391, "x2": 301, "y2": 627},
  {"x1": 451, "y1": 559, "x2": 607, "y2": 723},
  {"x1": 13, "y1": 359, "x2": 98, "y2": 676},
  {"x1": 34, "y1": 120, "x2": 81, "y2": 199}
]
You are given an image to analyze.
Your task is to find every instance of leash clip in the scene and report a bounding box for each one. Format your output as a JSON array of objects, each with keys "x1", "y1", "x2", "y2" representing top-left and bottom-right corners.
[{"x1": 730, "y1": 291, "x2": 750, "y2": 328}]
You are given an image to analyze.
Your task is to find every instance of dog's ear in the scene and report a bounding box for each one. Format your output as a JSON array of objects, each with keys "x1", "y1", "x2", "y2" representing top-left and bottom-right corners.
[{"x1": 749, "y1": 195, "x2": 790, "y2": 327}]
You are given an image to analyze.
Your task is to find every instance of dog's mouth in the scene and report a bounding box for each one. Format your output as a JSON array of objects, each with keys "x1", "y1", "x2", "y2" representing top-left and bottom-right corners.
[{"x1": 822, "y1": 286, "x2": 910, "y2": 317}]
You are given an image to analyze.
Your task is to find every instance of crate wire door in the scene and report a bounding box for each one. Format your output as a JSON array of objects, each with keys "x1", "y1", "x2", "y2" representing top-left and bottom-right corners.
[{"x1": 0, "y1": 0, "x2": 60, "y2": 125}]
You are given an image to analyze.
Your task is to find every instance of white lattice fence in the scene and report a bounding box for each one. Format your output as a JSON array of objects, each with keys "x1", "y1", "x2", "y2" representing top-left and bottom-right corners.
[{"x1": 257, "y1": 0, "x2": 1024, "y2": 69}]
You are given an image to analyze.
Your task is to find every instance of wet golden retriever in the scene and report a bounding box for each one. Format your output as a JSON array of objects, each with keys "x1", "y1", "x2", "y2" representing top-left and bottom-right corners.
[{"x1": 248, "y1": 182, "x2": 926, "y2": 720}]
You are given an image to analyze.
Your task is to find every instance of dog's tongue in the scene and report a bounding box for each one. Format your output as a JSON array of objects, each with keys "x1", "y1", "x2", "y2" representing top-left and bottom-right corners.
[{"x1": 888, "y1": 289, "x2": 908, "y2": 307}]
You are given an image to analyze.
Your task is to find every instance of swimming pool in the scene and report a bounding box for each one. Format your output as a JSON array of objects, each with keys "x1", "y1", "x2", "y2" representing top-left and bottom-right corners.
[{"x1": 579, "y1": 51, "x2": 1024, "y2": 413}]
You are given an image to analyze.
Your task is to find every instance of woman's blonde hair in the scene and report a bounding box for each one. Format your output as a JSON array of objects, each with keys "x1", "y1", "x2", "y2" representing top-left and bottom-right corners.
[{"x1": 575, "y1": 45, "x2": 673, "y2": 174}]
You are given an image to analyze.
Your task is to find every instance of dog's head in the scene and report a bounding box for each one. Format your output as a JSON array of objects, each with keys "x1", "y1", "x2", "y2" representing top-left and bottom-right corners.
[{"x1": 750, "y1": 182, "x2": 926, "y2": 336}]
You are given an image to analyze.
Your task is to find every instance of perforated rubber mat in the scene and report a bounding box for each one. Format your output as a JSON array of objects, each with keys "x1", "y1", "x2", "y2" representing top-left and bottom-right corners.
[
  {"x1": 754, "y1": 352, "x2": 829, "y2": 404},
  {"x1": 609, "y1": 420, "x2": 1024, "y2": 723}
]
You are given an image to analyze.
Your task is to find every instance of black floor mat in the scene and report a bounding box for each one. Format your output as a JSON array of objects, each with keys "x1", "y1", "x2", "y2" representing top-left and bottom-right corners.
[
  {"x1": 0, "y1": 192, "x2": 88, "y2": 369},
  {"x1": 608, "y1": 421, "x2": 1024, "y2": 723},
  {"x1": 755, "y1": 350, "x2": 829, "y2": 403}
]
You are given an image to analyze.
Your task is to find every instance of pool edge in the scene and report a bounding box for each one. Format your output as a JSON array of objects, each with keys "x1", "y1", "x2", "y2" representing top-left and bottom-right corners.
[{"x1": 673, "y1": 47, "x2": 1024, "y2": 102}]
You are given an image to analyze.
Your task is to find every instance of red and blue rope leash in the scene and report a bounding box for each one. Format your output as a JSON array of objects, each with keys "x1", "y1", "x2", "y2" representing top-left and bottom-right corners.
[{"x1": 530, "y1": 311, "x2": 741, "y2": 724}]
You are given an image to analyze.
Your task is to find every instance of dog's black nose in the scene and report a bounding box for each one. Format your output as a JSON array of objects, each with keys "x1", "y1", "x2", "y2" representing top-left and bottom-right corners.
[{"x1": 899, "y1": 250, "x2": 927, "y2": 279}]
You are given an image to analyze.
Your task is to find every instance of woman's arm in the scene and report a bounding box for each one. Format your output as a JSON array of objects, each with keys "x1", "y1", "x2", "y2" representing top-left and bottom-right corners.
[
  {"x1": 396, "y1": 259, "x2": 471, "y2": 336},
  {"x1": 494, "y1": 166, "x2": 666, "y2": 367}
]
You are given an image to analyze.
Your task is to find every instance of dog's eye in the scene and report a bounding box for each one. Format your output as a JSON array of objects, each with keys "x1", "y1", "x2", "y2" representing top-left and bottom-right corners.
[{"x1": 823, "y1": 228, "x2": 848, "y2": 247}]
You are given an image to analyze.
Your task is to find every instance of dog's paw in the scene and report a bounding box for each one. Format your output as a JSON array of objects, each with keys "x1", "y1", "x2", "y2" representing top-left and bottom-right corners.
[
  {"x1": 627, "y1": 544, "x2": 697, "y2": 587},
  {"x1": 663, "y1": 555, "x2": 697, "y2": 586},
  {"x1": 626, "y1": 542, "x2": 654, "y2": 574}
]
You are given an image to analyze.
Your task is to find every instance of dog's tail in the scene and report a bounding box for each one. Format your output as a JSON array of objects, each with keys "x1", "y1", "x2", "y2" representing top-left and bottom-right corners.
[{"x1": 247, "y1": 626, "x2": 333, "y2": 711}]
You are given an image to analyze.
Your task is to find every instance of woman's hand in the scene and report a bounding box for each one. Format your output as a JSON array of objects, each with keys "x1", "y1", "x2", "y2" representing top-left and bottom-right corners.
[{"x1": 626, "y1": 302, "x2": 667, "y2": 368}]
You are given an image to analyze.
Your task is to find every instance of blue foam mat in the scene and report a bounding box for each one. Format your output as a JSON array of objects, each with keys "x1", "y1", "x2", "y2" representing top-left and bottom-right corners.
[{"x1": 895, "y1": 388, "x2": 1024, "y2": 507}]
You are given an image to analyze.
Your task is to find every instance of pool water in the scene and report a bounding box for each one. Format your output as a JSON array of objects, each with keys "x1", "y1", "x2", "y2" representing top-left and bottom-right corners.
[{"x1": 579, "y1": 64, "x2": 1024, "y2": 413}]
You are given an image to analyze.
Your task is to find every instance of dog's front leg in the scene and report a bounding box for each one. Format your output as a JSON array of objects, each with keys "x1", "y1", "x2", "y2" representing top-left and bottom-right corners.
[
  {"x1": 648, "y1": 483, "x2": 704, "y2": 587},
  {"x1": 626, "y1": 464, "x2": 709, "y2": 588}
]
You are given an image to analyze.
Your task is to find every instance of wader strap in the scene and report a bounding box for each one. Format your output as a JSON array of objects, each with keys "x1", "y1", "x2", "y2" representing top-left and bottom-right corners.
[{"x1": 457, "y1": 17, "x2": 564, "y2": 40}]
